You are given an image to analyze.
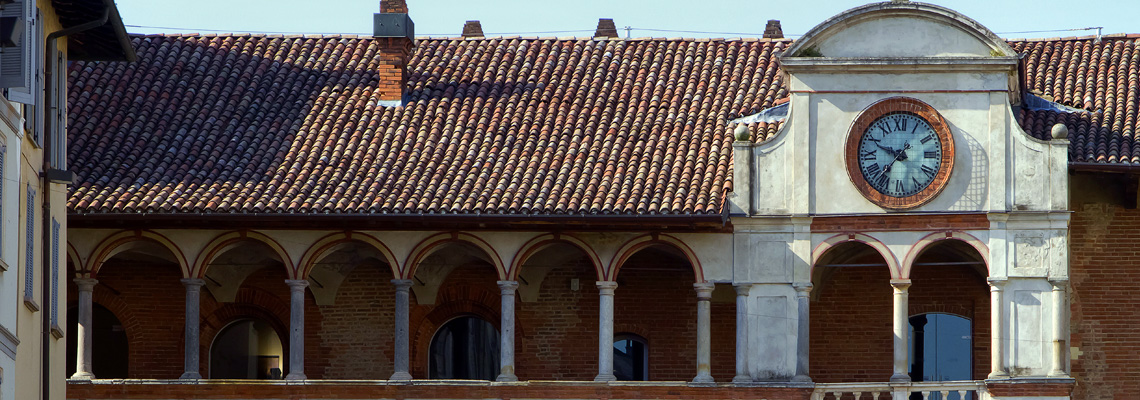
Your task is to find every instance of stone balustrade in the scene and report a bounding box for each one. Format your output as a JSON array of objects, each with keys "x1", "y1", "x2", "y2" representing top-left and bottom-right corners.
[{"x1": 811, "y1": 380, "x2": 988, "y2": 400}]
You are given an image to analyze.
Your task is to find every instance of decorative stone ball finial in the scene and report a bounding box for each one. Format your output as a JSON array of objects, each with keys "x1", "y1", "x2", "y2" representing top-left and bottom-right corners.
[
  {"x1": 1051, "y1": 123, "x2": 1069, "y2": 140},
  {"x1": 734, "y1": 124, "x2": 750, "y2": 141}
]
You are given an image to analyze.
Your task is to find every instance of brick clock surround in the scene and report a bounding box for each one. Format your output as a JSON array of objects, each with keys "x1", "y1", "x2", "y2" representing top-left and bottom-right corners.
[{"x1": 58, "y1": 2, "x2": 1113, "y2": 400}]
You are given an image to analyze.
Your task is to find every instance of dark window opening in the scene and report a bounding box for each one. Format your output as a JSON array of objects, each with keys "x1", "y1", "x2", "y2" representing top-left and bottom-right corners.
[
  {"x1": 429, "y1": 316, "x2": 500, "y2": 380},
  {"x1": 209, "y1": 319, "x2": 284, "y2": 379},
  {"x1": 909, "y1": 313, "x2": 973, "y2": 400},
  {"x1": 66, "y1": 304, "x2": 129, "y2": 378},
  {"x1": 614, "y1": 333, "x2": 648, "y2": 381}
]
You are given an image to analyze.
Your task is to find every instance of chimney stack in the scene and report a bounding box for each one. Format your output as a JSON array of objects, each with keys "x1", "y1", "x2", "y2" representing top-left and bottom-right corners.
[
  {"x1": 594, "y1": 18, "x2": 619, "y2": 38},
  {"x1": 373, "y1": 0, "x2": 415, "y2": 105},
  {"x1": 763, "y1": 20, "x2": 783, "y2": 39},
  {"x1": 462, "y1": 20, "x2": 484, "y2": 38}
]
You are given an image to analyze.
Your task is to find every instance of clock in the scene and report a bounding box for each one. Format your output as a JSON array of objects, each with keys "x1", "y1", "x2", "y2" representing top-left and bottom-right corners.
[{"x1": 844, "y1": 97, "x2": 955, "y2": 210}]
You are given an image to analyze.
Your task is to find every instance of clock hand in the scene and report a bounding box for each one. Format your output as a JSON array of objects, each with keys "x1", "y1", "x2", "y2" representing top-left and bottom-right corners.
[
  {"x1": 876, "y1": 143, "x2": 900, "y2": 157},
  {"x1": 881, "y1": 142, "x2": 913, "y2": 174}
]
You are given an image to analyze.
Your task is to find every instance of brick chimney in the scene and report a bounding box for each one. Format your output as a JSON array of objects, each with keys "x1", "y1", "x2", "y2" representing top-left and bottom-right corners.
[
  {"x1": 373, "y1": 0, "x2": 415, "y2": 105},
  {"x1": 594, "y1": 18, "x2": 618, "y2": 38},
  {"x1": 462, "y1": 20, "x2": 484, "y2": 38},
  {"x1": 763, "y1": 20, "x2": 783, "y2": 39}
]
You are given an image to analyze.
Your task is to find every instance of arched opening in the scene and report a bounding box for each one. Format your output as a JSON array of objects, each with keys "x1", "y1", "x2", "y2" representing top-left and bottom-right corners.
[
  {"x1": 908, "y1": 239, "x2": 990, "y2": 381},
  {"x1": 308, "y1": 240, "x2": 396, "y2": 379},
  {"x1": 66, "y1": 303, "x2": 128, "y2": 379},
  {"x1": 614, "y1": 333, "x2": 648, "y2": 381},
  {"x1": 517, "y1": 240, "x2": 601, "y2": 380},
  {"x1": 209, "y1": 319, "x2": 285, "y2": 379},
  {"x1": 811, "y1": 241, "x2": 895, "y2": 383},
  {"x1": 410, "y1": 239, "x2": 503, "y2": 378},
  {"x1": 75, "y1": 238, "x2": 183, "y2": 378},
  {"x1": 428, "y1": 316, "x2": 500, "y2": 380},
  {"x1": 909, "y1": 313, "x2": 972, "y2": 383},
  {"x1": 613, "y1": 243, "x2": 720, "y2": 381}
]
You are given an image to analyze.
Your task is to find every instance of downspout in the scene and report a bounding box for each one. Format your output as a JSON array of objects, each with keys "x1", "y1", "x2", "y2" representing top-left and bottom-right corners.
[{"x1": 42, "y1": 7, "x2": 110, "y2": 400}]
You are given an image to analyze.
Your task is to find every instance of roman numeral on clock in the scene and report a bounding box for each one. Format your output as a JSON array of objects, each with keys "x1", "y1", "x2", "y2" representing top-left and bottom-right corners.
[
  {"x1": 920, "y1": 134, "x2": 935, "y2": 144},
  {"x1": 860, "y1": 149, "x2": 875, "y2": 161},
  {"x1": 921, "y1": 164, "x2": 937, "y2": 178},
  {"x1": 924, "y1": 150, "x2": 938, "y2": 159},
  {"x1": 864, "y1": 163, "x2": 882, "y2": 178},
  {"x1": 893, "y1": 118, "x2": 907, "y2": 131}
]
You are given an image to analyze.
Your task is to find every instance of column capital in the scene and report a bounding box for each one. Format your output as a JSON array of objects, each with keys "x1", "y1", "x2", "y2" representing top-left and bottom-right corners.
[
  {"x1": 694, "y1": 282, "x2": 715, "y2": 299},
  {"x1": 391, "y1": 279, "x2": 414, "y2": 290},
  {"x1": 180, "y1": 278, "x2": 205, "y2": 290},
  {"x1": 285, "y1": 279, "x2": 310, "y2": 291},
  {"x1": 497, "y1": 280, "x2": 520, "y2": 291},
  {"x1": 1048, "y1": 279, "x2": 1070, "y2": 290},
  {"x1": 596, "y1": 280, "x2": 618, "y2": 293},
  {"x1": 73, "y1": 277, "x2": 98, "y2": 291},
  {"x1": 793, "y1": 282, "x2": 813, "y2": 295},
  {"x1": 890, "y1": 279, "x2": 911, "y2": 292},
  {"x1": 988, "y1": 278, "x2": 1008, "y2": 290},
  {"x1": 733, "y1": 283, "x2": 751, "y2": 296}
]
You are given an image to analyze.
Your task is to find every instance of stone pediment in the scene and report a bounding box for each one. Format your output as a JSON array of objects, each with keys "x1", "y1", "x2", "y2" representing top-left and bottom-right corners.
[{"x1": 783, "y1": 1, "x2": 1016, "y2": 59}]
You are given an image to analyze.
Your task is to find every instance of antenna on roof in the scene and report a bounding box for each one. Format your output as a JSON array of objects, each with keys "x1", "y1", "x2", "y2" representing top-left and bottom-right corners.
[
  {"x1": 1094, "y1": 27, "x2": 1103, "y2": 43},
  {"x1": 624, "y1": 26, "x2": 631, "y2": 38}
]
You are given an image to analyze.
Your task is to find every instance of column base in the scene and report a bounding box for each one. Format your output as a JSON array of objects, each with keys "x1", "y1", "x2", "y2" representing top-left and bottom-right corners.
[
  {"x1": 987, "y1": 371, "x2": 1010, "y2": 379},
  {"x1": 594, "y1": 374, "x2": 616, "y2": 382},
  {"x1": 791, "y1": 374, "x2": 813, "y2": 383},
  {"x1": 285, "y1": 372, "x2": 308, "y2": 380},
  {"x1": 889, "y1": 373, "x2": 911, "y2": 383},
  {"x1": 732, "y1": 375, "x2": 753, "y2": 384},
  {"x1": 178, "y1": 372, "x2": 202, "y2": 380},
  {"x1": 70, "y1": 372, "x2": 95, "y2": 380},
  {"x1": 496, "y1": 373, "x2": 518, "y2": 382},
  {"x1": 390, "y1": 371, "x2": 413, "y2": 381},
  {"x1": 691, "y1": 374, "x2": 715, "y2": 384}
]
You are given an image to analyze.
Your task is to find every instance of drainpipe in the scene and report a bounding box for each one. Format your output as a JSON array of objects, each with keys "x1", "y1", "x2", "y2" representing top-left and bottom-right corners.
[{"x1": 42, "y1": 7, "x2": 110, "y2": 400}]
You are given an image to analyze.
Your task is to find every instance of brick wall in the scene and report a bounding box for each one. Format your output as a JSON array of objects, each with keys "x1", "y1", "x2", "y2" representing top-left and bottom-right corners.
[{"x1": 1069, "y1": 202, "x2": 1140, "y2": 400}]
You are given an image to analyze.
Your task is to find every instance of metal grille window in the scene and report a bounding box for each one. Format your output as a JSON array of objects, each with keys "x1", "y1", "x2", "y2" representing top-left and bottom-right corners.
[{"x1": 23, "y1": 185, "x2": 34, "y2": 303}]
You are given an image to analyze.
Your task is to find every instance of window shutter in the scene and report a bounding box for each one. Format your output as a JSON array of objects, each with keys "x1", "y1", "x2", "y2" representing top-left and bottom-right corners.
[
  {"x1": 0, "y1": 0, "x2": 34, "y2": 104},
  {"x1": 50, "y1": 217, "x2": 59, "y2": 327},
  {"x1": 27, "y1": 7, "x2": 42, "y2": 146},
  {"x1": 23, "y1": 184, "x2": 34, "y2": 302},
  {"x1": 51, "y1": 49, "x2": 63, "y2": 166}
]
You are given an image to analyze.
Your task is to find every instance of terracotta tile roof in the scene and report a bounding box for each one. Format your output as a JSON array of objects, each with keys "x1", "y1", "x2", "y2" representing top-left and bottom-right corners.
[
  {"x1": 67, "y1": 35, "x2": 791, "y2": 215},
  {"x1": 1011, "y1": 36, "x2": 1140, "y2": 164},
  {"x1": 66, "y1": 34, "x2": 1140, "y2": 216}
]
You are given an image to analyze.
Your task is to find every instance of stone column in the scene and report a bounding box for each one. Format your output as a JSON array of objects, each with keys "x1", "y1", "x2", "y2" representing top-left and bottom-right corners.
[
  {"x1": 1049, "y1": 279, "x2": 1069, "y2": 377},
  {"x1": 390, "y1": 279, "x2": 414, "y2": 380},
  {"x1": 497, "y1": 280, "x2": 519, "y2": 382},
  {"x1": 179, "y1": 278, "x2": 205, "y2": 379},
  {"x1": 792, "y1": 283, "x2": 813, "y2": 382},
  {"x1": 595, "y1": 281, "x2": 618, "y2": 382},
  {"x1": 284, "y1": 279, "x2": 309, "y2": 380},
  {"x1": 988, "y1": 279, "x2": 1009, "y2": 379},
  {"x1": 732, "y1": 283, "x2": 752, "y2": 383},
  {"x1": 693, "y1": 282, "x2": 715, "y2": 383},
  {"x1": 70, "y1": 278, "x2": 97, "y2": 380},
  {"x1": 890, "y1": 280, "x2": 911, "y2": 383}
]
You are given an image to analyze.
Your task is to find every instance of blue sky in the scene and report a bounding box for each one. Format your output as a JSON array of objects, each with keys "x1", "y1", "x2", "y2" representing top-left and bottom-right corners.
[{"x1": 116, "y1": 0, "x2": 1136, "y2": 39}]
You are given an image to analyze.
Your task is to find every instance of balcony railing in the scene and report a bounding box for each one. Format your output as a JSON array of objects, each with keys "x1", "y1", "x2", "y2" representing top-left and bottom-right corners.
[{"x1": 812, "y1": 380, "x2": 988, "y2": 400}]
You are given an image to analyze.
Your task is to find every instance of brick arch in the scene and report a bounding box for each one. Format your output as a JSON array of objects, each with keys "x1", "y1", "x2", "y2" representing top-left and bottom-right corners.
[
  {"x1": 297, "y1": 231, "x2": 400, "y2": 280},
  {"x1": 193, "y1": 230, "x2": 295, "y2": 279},
  {"x1": 200, "y1": 287, "x2": 292, "y2": 378},
  {"x1": 609, "y1": 233, "x2": 704, "y2": 282},
  {"x1": 509, "y1": 233, "x2": 604, "y2": 281},
  {"x1": 812, "y1": 233, "x2": 901, "y2": 279},
  {"x1": 87, "y1": 230, "x2": 190, "y2": 279},
  {"x1": 901, "y1": 231, "x2": 989, "y2": 279},
  {"x1": 403, "y1": 232, "x2": 506, "y2": 280},
  {"x1": 67, "y1": 241, "x2": 83, "y2": 276}
]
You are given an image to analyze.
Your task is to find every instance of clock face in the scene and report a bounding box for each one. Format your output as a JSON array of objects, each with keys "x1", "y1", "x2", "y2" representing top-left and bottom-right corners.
[
  {"x1": 856, "y1": 112, "x2": 941, "y2": 197},
  {"x1": 844, "y1": 97, "x2": 955, "y2": 210}
]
